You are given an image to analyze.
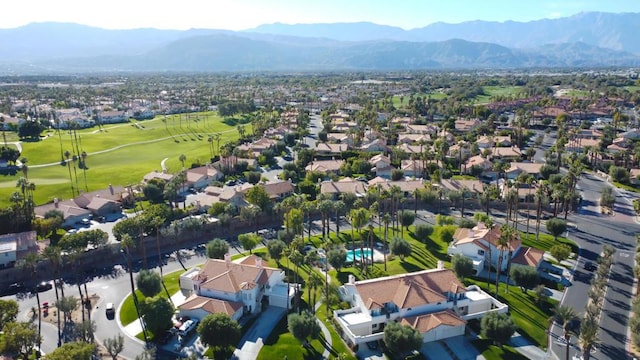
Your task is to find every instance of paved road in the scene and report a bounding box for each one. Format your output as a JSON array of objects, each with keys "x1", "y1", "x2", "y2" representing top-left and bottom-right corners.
[{"x1": 539, "y1": 150, "x2": 639, "y2": 358}]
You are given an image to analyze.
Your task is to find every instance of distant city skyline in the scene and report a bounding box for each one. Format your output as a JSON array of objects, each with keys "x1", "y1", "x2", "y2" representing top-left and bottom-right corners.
[{"x1": 3, "y1": 0, "x2": 640, "y2": 31}]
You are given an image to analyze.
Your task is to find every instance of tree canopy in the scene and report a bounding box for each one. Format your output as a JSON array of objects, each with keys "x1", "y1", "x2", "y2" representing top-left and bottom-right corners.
[
  {"x1": 287, "y1": 311, "x2": 321, "y2": 346},
  {"x1": 45, "y1": 342, "x2": 95, "y2": 360},
  {"x1": 206, "y1": 238, "x2": 229, "y2": 259},
  {"x1": 140, "y1": 296, "x2": 173, "y2": 336},
  {"x1": 197, "y1": 313, "x2": 241, "y2": 355},
  {"x1": 136, "y1": 269, "x2": 162, "y2": 298},
  {"x1": 383, "y1": 321, "x2": 423, "y2": 355},
  {"x1": 481, "y1": 312, "x2": 516, "y2": 346},
  {"x1": 452, "y1": 254, "x2": 474, "y2": 281},
  {"x1": 510, "y1": 266, "x2": 540, "y2": 292},
  {"x1": 390, "y1": 237, "x2": 412, "y2": 260}
]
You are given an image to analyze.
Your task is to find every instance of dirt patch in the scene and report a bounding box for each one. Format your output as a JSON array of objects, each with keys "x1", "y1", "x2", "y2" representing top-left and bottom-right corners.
[{"x1": 40, "y1": 293, "x2": 100, "y2": 325}]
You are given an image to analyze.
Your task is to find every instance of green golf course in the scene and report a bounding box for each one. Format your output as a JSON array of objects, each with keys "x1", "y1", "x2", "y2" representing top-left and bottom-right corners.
[{"x1": 0, "y1": 112, "x2": 246, "y2": 207}]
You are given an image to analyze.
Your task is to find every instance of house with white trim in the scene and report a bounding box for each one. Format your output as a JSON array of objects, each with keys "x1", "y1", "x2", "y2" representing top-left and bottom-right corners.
[
  {"x1": 334, "y1": 266, "x2": 507, "y2": 347},
  {"x1": 447, "y1": 224, "x2": 545, "y2": 276},
  {"x1": 178, "y1": 255, "x2": 294, "y2": 320}
]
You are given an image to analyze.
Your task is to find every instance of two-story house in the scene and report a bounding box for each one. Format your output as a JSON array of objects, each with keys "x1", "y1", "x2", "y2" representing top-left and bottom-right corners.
[
  {"x1": 334, "y1": 266, "x2": 507, "y2": 347},
  {"x1": 447, "y1": 224, "x2": 545, "y2": 276},
  {"x1": 179, "y1": 255, "x2": 294, "y2": 320}
]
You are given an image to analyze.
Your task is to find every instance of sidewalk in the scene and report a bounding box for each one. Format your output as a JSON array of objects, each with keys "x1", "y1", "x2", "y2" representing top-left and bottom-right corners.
[{"x1": 510, "y1": 332, "x2": 547, "y2": 360}]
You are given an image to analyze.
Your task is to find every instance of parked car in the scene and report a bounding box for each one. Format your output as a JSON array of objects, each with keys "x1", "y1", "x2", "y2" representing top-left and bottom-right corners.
[
  {"x1": 2, "y1": 282, "x2": 25, "y2": 295},
  {"x1": 584, "y1": 261, "x2": 597, "y2": 272},
  {"x1": 35, "y1": 281, "x2": 52, "y2": 292},
  {"x1": 177, "y1": 319, "x2": 198, "y2": 337},
  {"x1": 105, "y1": 302, "x2": 115, "y2": 318}
]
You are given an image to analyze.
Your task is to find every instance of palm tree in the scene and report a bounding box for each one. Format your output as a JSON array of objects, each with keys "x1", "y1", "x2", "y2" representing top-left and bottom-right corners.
[
  {"x1": 150, "y1": 216, "x2": 165, "y2": 277},
  {"x1": 121, "y1": 234, "x2": 149, "y2": 343},
  {"x1": 307, "y1": 272, "x2": 323, "y2": 308},
  {"x1": 42, "y1": 246, "x2": 63, "y2": 346},
  {"x1": 534, "y1": 184, "x2": 548, "y2": 241},
  {"x1": 495, "y1": 225, "x2": 511, "y2": 296},
  {"x1": 553, "y1": 305, "x2": 578, "y2": 360},
  {"x1": 64, "y1": 150, "x2": 74, "y2": 197},
  {"x1": 333, "y1": 200, "x2": 345, "y2": 235},
  {"x1": 80, "y1": 150, "x2": 88, "y2": 192},
  {"x1": 501, "y1": 225, "x2": 517, "y2": 294},
  {"x1": 579, "y1": 319, "x2": 599, "y2": 360},
  {"x1": 0, "y1": 116, "x2": 6, "y2": 147},
  {"x1": 19, "y1": 253, "x2": 42, "y2": 352},
  {"x1": 179, "y1": 154, "x2": 187, "y2": 170}
]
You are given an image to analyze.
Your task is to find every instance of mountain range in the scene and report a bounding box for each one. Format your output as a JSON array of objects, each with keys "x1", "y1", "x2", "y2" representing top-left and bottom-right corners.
[{"x1": 1, "y1": 12, "x2": 639, "y2": 73}]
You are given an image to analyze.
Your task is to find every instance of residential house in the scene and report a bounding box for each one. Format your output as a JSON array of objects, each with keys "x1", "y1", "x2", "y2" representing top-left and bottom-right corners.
[
  {"x1": 320, "y1": 178, "x2": 368, "y2": 199},
  {"x1": 490, "y1": 146, "x2": 523, "y2": 161},
  {"x1": 182, "y1": 165, "x2": 223, "y2": 192},
  {"x1": 262, "y1": 180, "x2": 295, "y2": 200},
  {"x1": 397, "y1": 134, "x2": 431, "y2": 144},
  {"x1": 405, "y1": 124, "x2": 436, "y2": 135},
  {"x1": 305, "y1": 160, "x2": 344, "y2": 174},
  {"x1": 360, "y1": 139, "x2": 390, "y2": 153},
  {"x1": 374, "y1": 178, "x2": 424, "y2": 196},
  {"x1": 439, "y1": 179, "x2": 484, "y2": 196},
  {"x1": 564, "y1": 138, "x2": 599, "y2": 153},
  {"x1": 237, "y1": 138, "x2": 278, "y2": 158},
  {"x1": 397, "y1": 143, "x2": 424, "y2": 156},
  {"x1": 447, "y1": 223, "x2": 539, "y2": 274},
  {"x1": 334, "y1": 266, "x2": 508, "y2": 346},
  {"x1": 463, "y1": 155, "x2": 493, "y2": 175},
  {"x1": 97, "y1": 110, "x2": 129, "y2": 124},
  {"x1": 369, "y1": 154, "x2": 394, "y2": 178},
  {"x1": 0, "y1": 113, "x2": 22, "y2": 131},
  {"x1": 142, "y1": 170, "x2": 174, "y2": 184},
  {"x1": 0, "y1": 231, "x2": 37, "y2": 268},
  {"x1": 179, "y1": 255, "x2": 294, "y2": 319},
  {"x1": 316, "y1": 143, "x2": 349, "y2": 155},
  {"x1": 327, "y1": 133, "x2": 353, "y2": 146},
  {"x1": 505, "y1": 162, "x2": 544, "y2": 180},
  {"x1": 476, "y1": 136, "x2": 511, "y2": 149},
  {"x1": 34, "y1": 198, "x2": 92, "y2": 227},
  {"x1": 454, "y1": 119, "x2": 481, "y2": 133},
  {"x1": 400, "y1": 160, "x2": 426, "y2": 178}
]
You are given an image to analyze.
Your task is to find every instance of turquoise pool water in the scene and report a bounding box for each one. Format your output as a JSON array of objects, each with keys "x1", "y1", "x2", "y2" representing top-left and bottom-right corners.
[{"x1": 346, "y1": 248, "x2": 373, "y2": 262}]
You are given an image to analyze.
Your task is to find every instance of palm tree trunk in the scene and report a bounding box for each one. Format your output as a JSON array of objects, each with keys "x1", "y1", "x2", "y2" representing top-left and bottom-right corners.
[{"x1": 54, "y1": 278, "x2": 61, "y2": 346}]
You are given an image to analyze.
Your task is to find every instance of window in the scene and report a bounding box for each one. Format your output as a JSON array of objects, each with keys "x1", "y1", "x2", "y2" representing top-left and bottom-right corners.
[{"x1": 477, "y1": 249, "x2": 485, "y2": 256}]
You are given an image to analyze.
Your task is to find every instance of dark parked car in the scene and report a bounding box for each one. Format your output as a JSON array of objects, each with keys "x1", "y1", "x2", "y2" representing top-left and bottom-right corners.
[
  {"x1": 584, "y1": 261, "x2": 597, "y2": 272},
  {"x1": 2, "y1": 282, "x2": 25, "y2": 295},
  {"x1": 35, "y1": 281, "x2": 53, "y2": 292}
]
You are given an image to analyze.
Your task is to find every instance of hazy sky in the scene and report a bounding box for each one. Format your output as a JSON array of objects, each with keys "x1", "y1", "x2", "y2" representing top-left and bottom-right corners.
[{"x1": 3, "y1": 0, "x2": 640, "y2": 30}]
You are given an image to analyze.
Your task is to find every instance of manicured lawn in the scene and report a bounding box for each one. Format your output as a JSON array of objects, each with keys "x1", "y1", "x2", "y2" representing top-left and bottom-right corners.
[
  {"x1": 521, "y1": 232, "x2": 577, "y2": 254},
  {"x1": 472, "y1": 339, "x2": 530, "y2": 360},
  {"x1": 466, "y1": 279, "x2": 557, "y2": 349},
  {"x1": 119, "y1": 268, "x2": 184, "y2": 326},
  {"x1": 257, "y1": 314, "x2": 327, "y2": 360},
  {"x1": 613, "y1": 181, "x2": 640, "y2": 193},
  {"x1": 0, "y1": 111, "x2": 246, "y2": 207}
]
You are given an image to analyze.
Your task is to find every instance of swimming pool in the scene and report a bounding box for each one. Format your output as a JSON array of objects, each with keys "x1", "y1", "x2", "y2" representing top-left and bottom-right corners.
[{"x1": 346, "y1": 248, "x2": 373, "y2": 262}]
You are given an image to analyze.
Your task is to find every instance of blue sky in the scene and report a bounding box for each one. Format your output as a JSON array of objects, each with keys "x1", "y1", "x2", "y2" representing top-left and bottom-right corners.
[{"x1": 3, "y1": 0, "x2": 640, "y2": 30}]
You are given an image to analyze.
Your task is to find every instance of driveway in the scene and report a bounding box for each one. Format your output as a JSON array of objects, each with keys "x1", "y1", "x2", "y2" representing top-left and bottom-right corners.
[{"x1": 233, "y1": 306, "x2": 286, "y2": 360}]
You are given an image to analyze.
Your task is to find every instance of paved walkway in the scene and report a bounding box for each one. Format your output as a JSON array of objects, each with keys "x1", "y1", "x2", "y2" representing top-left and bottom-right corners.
[
  {"x1": 510, "y1": 332, "x2": 547, "y2": 360},
  {"x1": 160, "y1": 157, "x2": 169, "y2": 172},
  {"x1": 234, "y1": 307, "x2": 287, "y2": 360}
]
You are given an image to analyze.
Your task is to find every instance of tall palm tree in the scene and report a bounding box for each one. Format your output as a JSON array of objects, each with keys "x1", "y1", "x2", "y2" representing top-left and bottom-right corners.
[
  {"x1": 63, "y1": 150, "x2": 74, "y2": 197},
  {"x1": 553, "y1": 305, "x2": 578, "y2": 360},
  {"x1": 534, "y1": 184, "x2": 548, "y2": 241},
  {"x1": 80, "y1": 150, "x2": 88, "y2": 192},
  {"x1": 382, "y1": 213, "x2": 391, "y2": 272},
  {"x1": 579, "y1": 318, "x2": 599, "y2": 360},
  {"x1": 121, "y1": 234, "x2": 149, "y2": 343},
  {"x1": 495, "y1": 225, "x2": 511, "y2": 296},
  {"x1": 501, "y1": 225, "x2": 517, "y2": 294},
  {"x1": 42, "y1": 246, "x2": 63, "y2": 346},
  {"x1": 150, "y1": 216, "x2": 165, "y2": 277},
  {"x1": 0, "y1": 116, "x2": 6, "y2": 147},
  {"x1": 19, "y1": 253, "x2": 42, "y2": 352}
]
